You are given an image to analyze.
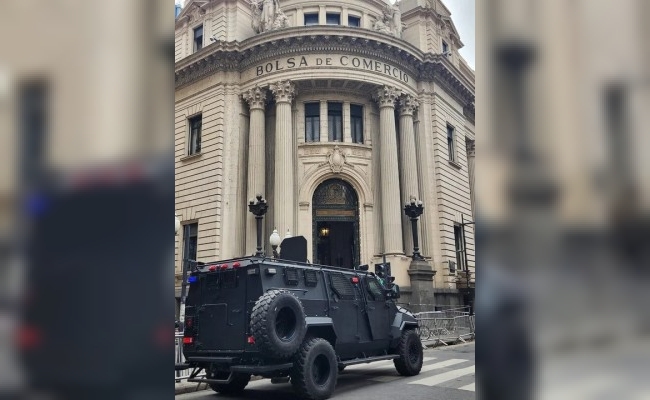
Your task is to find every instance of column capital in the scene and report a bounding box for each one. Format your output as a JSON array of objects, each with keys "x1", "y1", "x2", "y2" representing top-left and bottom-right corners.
[
  {"x1": 466, "y1": 140, "x2": 475, "y2": 157},
  {"x1": 399, "y1": 95, "x2": 419, "y2": 116},
  {"x1": 270, "y1": 80, "x2": 296, "y2": 104},
  {"x1": 374, "y1": 86, "x2": 401, "y2": 108},
  {"x1": 242, "y1": 86, "x2": 267, "y2": 110}
]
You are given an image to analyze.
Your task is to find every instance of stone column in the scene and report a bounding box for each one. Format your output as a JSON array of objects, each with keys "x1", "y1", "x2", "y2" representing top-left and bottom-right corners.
[
  {"x1": 242, "y1": 86, "x2": 267, "y2": 254},
  {"x1": 398, "y1": 95, "x2": 420, "y2": 256},
  {"x1": 374, "y1": 86, "x2": 403, "y2": 254},
  {"x1": 320, "y1": 100, "x2": 328, "y2": 142},
  {"x1": 467, "y1": 140, "x2": 476, "y2": 219},
  {"x1": 343, "y1": 101, "x2": 352, "y2": 143},
  {"x1": 270, "y1": 80, "x2": 297, "y2": 235}
]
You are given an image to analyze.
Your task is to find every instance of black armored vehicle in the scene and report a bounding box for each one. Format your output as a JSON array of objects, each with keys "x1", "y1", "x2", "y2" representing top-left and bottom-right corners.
[{"x1": 178, "y1": 237, "x2": 423, "y2": 400}]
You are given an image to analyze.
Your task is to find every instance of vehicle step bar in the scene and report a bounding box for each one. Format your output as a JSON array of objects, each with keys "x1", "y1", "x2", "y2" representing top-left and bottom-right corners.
[
  {"x1": 231, "y1": 363, "x2": 294, "y2": 373},
  {"x1": 339, "y1": 354, "x2": 399, "y2": 367},
  {"x1": 188, "y1": 376, "x2": 234, "y2": 385},
  {"x1": 185, "y1": 356, "x2": 236, "y2": 363},
  {"x1": 175, "y1": 363, "x2": 191, "y2": 371}
]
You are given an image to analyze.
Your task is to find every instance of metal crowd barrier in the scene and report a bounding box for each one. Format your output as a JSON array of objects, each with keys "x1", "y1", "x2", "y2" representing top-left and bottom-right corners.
[
  {"x1": 175, "y1": 333, "x2": 191, "y2": 382},
  {"x1": 415, "y1": 312, "x2": 475, "y2": 346}
]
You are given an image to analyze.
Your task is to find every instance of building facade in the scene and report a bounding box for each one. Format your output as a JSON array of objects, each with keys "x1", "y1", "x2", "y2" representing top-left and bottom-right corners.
[{"x1": 174, "y1": 0, "x2": 476, "y2": 311}]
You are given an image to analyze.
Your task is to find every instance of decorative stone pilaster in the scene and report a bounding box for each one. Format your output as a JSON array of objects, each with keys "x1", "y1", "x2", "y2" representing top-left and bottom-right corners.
[
  {"x1": 398, "y1": 95, "x2": 420, "y2": 256},
  {"x1": 467, "y1": 140, "x2": 476, "y2": 219},
  {"x1": 242, "y1": 86, "x2": 267, "y2": 254},
  {"x1": 374, "y1": 86, "x2": 403, "y2": 254},
  {"x1": 269, "y1": 80, "x2": 296, "y2": 235}
]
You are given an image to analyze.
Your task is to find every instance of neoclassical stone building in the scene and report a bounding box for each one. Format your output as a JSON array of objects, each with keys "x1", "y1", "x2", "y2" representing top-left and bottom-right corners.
[{"x1": 174, "y1": 0, "x2": 475, "y2": 309}]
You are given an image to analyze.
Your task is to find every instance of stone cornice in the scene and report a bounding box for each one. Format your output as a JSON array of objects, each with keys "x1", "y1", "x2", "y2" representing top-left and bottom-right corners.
[{"x1": 175, "y1": 26, "x2": 475, "y2": 107}]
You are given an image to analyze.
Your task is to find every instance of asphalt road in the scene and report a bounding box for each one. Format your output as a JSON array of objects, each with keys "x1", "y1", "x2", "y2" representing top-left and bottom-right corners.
[{"x1": 176, "y1": 342, "x2": 475, "y2": 400}]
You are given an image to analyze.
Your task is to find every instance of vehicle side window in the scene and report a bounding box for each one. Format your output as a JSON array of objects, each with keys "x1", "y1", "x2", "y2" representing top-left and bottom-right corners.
[
  {"x1": 329, "y1": 273, "x2": 356, "y2": 300},
  {"x1": 366, "y1": 277, "x2": 385, "y2": 301}
]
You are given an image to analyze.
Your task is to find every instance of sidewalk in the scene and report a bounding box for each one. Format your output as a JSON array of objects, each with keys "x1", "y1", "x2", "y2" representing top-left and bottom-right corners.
[
  {"x1": 422, "y1": 336, "x2": 475, "y2": 349},
  {"x1": 175, "y1": 380, "x2": 209, "y2": 396},
  {"x1": 175, "y1": 380, "x2": 208, "y2": 396}
]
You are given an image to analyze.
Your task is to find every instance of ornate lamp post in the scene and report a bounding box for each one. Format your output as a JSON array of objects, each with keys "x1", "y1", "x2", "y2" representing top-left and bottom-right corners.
[
  {"x1": 269, "y1": 228, "x2": 281, "y2": 258},
  {"x1": 403, "y1": 196, "x2": 425, "y2": 261},
  {"x1": 248, "y1": 194, "x2": 268, "y2": 257}
]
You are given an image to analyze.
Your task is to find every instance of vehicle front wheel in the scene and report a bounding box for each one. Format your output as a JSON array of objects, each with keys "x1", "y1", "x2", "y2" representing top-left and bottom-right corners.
[
  {"x1": 207, "y1": 371, "x2": 251, "y2": 395},
  {"x1": 393, "y1": 329, "x2": 423, "y2": 376},
  {"x1": 290, "y1": 338, "x2": 338, "y2": 400}
]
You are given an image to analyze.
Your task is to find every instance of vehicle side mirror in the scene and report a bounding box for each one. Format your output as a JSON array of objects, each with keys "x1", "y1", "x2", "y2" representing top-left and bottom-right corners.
[{"x1": 357, "y1": 264, "x2": 369, "y2": 271}]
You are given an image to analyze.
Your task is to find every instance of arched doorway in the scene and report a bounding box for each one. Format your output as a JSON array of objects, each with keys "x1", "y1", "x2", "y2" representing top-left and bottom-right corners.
[{"x1": 312, "y1": 179, "x2": 360, "y2": 268}]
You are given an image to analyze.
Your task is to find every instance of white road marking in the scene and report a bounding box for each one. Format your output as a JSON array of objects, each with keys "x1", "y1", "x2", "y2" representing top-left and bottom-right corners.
[
  {"x1": 418, "y1": 358, "x2": 467, "y2": 373},
  {"x1": 458, "y1": 382, "x2": 475, "y2": 391},
  {"x1": 408, "y1": 365, "x2": 475, "y2": 387}
]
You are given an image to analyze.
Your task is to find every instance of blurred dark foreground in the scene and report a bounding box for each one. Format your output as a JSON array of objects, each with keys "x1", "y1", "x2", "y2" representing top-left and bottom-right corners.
[
  {"x1": 0, "y1": 1, "x2": 174, "y2": 399},
  {"x1": 476, "y1": 0, "x2": 650, "y2": 399},
  {"x1": 0, "y1": 0, "x2": 649, "y2": 399}
]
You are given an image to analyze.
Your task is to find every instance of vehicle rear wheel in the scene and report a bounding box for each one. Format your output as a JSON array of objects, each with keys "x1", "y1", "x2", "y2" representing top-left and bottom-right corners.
[
  {"x1": 393, "y1": 329, "x2": 423, "y2": 376},
  {"x1": 251, "y1": 290, "x2": 307, "y2": 359},
  {"x1": 290, "y1": 338, "x2": 338, "y2": 400},
  {"x1": 207, "y1": 371, "x2": 251, "y2": 394}
]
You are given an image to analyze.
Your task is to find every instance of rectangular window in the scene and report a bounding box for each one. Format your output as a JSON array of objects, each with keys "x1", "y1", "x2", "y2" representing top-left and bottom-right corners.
[
  {"x1": 454, "y1": 224, "x2": 466, "y2": 271},
  {"x1": 328, "y1": 102, "x2": 343, "y2": 142},
  {"x1": 350, "y1": 104, "x2": 364, "y2": 143},
  {"x1": 305, "y1": 102, "x2": 320, "y2": 142},
  {"x1": 442, "y1": 40, "x2": 449, "y2": 54},
  {"x1": 304, "y1": 13, "x2": 319, "y2": 26},
  {"x1": 188, "y1": 114, "x2": 202, "y2": 155},
  {"x1": 447, "y1": 124, "x2": 456, "y2": 162},
  {"x1": 193, "y1": 25, "x2": 203, "y2": 52},
  {"x1": 348, "y1": 16, "x2": 361, "y2": 27},
  {"x1": 183, "y1": 223, "x2": 198, "y2": 269},
  {"x1": 326, "y1": 13, "x2": 341, "y2": 25}
]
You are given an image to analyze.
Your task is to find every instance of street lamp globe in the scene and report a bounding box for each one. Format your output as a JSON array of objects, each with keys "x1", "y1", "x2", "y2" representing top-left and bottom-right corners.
[
  {"x1": 269, "y1": 228, "x2": 281, "y2": 247},
  {"x1": 270, "y1": 228, "x2": 281, "y2": 258},
  {"x1": 175, "y1": 215, "x2": 181, "y2": 235}
]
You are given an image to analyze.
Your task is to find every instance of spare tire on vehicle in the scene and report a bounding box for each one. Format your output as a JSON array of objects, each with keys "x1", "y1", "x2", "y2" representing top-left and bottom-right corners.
[{"x1": 250, "y1": 289, "x2": 307, "y2": 359}]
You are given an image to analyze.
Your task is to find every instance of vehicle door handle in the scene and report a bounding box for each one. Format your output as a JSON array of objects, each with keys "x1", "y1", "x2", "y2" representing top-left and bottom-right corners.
[{"x1": 368, "y1": 306, "x2": 375, "y2": 310}]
